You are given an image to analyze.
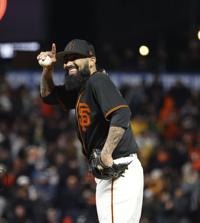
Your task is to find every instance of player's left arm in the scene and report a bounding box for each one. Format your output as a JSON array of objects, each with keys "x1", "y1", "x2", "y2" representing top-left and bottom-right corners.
[
  {"x1": 101, "y1": 108, "x2": 131, "y2": 167},
  {"x1": 90, "y1": 74, "x2": 131, "y2": 166},
  {"x1": 101, "y1": 126, "x2": 125, "y2": 166}
]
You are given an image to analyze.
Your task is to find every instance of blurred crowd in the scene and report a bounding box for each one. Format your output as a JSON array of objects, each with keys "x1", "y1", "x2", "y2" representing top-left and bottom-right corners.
[
  {"x1": 0, "y1": 72, "x2": 200, "y2": 223},
  {"x1": 121, "y1": 76, "x2": 200, "y2": 223},
  {"x1": 99, "y1": 39, "x2": 200, "y2": 72}
]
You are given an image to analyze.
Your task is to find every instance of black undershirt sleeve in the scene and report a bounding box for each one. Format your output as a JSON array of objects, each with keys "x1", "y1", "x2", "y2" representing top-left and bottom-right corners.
[{"x1": 41, "y1": 85, "x2": 78, "y2": 109}]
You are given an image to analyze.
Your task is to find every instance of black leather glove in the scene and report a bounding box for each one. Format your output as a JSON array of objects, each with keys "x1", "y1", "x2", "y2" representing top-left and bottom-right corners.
[{"x1": 89, "y1": 149, "x2": 130, "y2": 180}]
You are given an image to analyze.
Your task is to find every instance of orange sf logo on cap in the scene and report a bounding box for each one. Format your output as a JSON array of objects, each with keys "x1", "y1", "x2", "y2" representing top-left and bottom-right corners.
[{"x1": 0, "y1": 0, "x2": 7, "y2": 21}]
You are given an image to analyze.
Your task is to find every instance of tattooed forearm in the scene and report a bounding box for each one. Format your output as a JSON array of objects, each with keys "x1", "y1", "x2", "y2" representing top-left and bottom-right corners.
[
  {"x1": 102, "y1": 126, "x2": 125, "y2": 156},
  {"x1": 40, "y1": 68, "x2": 55, "y2": 97}
]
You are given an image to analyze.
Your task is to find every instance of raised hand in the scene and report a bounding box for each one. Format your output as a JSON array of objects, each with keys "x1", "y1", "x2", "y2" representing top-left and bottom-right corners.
[{"x1": 37, "y1": 43, "x2": 57, "y2": 67}]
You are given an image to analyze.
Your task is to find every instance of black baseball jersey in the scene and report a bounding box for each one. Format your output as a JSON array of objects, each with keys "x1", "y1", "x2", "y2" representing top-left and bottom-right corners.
[{"x1": 42, "y1": 71, "x2": 139, "y2": 160}]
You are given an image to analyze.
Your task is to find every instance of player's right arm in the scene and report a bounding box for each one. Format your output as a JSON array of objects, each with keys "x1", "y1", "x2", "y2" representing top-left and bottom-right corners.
[
  {"x1": 37, "y1": 43, "x2": 77, "y2": 109},
  {"x1": 37, "y1": 43, "x2": 57, "y2": 97},
  {"x1": 40, "y1": 67, "x2": 55, "y2": 97}
]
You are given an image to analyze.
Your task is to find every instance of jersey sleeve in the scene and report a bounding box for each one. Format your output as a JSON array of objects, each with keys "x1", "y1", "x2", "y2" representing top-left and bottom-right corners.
[
  {"x1": 110, "y1": 108, "x2": 131, "y2": 129},
  {"x1": 41, "y1": 85, "x2": 78, "y2": 109},
  {"x1": 90, "y1": 74, "x2": 129, "y2": 120}
]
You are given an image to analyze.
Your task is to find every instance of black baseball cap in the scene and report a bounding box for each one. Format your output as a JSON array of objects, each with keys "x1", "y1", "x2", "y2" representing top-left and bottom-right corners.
[{"x1": 56, "y1": 39, "x2": 95, "y2": 61}]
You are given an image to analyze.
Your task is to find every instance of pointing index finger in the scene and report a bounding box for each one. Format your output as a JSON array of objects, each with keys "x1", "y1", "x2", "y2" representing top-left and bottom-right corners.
[{"x1": 51, "y1": 43, "x2": 56, "y2": 55}]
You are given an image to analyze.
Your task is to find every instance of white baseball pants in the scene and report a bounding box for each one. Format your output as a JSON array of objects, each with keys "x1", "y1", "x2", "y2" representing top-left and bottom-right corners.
[{"x1": 95, "y1": 154, "x2": 144, "y2": 223}]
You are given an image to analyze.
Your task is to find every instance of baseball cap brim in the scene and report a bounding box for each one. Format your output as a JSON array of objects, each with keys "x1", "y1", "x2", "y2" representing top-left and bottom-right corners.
[{"x1": 56, "y1": 50, "x2": 89, "y2": 62}]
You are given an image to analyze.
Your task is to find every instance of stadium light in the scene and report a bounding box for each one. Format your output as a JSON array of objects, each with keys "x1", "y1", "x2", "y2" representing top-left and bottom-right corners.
[
  {"x1": 0, "y1": 43, "x2": 14, "y2": 58},
  {"x1": 0, "y1": 42, "x2": 40, "y2": 59},
  {"x1": 198, "y1": 30, "x2": 200, "y2": 40},
  {"x1": 139, "y1": 45, "x2": 149, "y2": 56}
]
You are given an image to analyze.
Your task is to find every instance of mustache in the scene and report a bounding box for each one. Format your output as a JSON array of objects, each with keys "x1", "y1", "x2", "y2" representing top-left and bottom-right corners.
[{"x1": 66, "y1": 64, "x2": 79, "y2": 72}]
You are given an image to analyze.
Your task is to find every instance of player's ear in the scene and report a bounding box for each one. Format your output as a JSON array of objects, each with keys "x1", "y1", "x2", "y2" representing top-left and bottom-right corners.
[{"x1": 89, "y1": 56, "x2": 96, "y2": 68}]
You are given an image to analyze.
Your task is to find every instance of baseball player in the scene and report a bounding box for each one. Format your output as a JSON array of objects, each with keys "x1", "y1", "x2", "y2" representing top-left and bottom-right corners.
[{"x1": 37, "y1": 39, "x2": 144, "y2": 223}]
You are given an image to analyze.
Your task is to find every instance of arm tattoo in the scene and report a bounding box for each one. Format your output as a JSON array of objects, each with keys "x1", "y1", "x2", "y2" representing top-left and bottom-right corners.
[
  {"x1": 102, "y1": 126, "x2": 125, "y2": 155},
  {"x1": 40, "y1": 68, "x2": 55, "y2": 97}
]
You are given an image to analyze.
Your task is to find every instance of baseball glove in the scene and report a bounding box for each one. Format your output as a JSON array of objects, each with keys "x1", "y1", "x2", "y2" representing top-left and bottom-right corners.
[{"x1": 89, "y1": 149, "x2": 130, "y2": 180}]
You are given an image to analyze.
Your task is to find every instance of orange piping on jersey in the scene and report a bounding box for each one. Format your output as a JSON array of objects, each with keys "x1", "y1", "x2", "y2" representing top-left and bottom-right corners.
[
  {"x1": 75, "y1": 92, "x2": 87, "y2": 155},
  {"x1": 105, "y1": 105, "x2": 129, "y2": 121},
  {"x1": 111, "y1": 179, "x2": 114, "y2": 223}
]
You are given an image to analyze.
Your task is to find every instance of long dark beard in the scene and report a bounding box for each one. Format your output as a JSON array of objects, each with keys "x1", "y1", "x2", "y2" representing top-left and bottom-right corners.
[{"x1": 64, "y1": 64, "x2": 90, "y2": 91}]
